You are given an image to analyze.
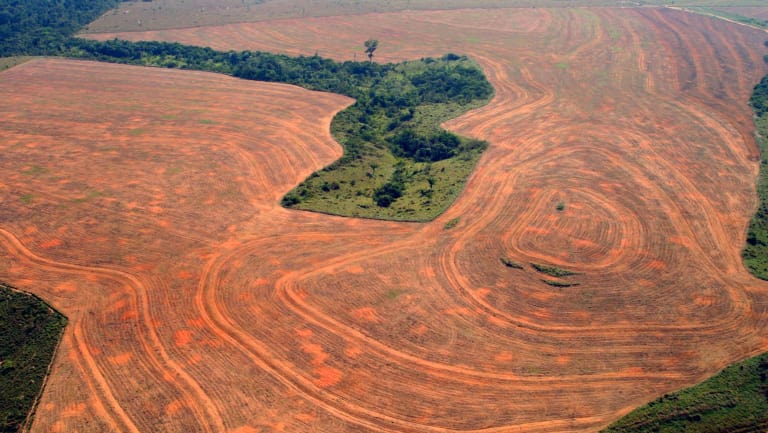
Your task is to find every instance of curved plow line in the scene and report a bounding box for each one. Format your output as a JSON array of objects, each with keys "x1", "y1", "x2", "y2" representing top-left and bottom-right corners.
[{"x1": 0, "y1": 228, "x2": 225, "y2": 433}]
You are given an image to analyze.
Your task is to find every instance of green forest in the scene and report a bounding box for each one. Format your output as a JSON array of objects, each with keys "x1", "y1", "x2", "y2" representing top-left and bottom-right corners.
[
  {"x1": 0, "y1": 0, "x2": 120, "y2": 56},
  {"x1": 602, "y1": 352, "x2": 768, "y2": 432},
  {"x1": 743, "y1": 49, "x2": 768, "y2": 280},
  {"x1": 0, "y1": 284, "x2": 67, "y2": 433}
]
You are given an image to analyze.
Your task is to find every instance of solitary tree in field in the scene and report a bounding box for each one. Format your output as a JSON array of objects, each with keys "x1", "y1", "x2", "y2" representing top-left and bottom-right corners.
[{"x1": 364, "y1": 38, "x2": 378, "y2": 63}]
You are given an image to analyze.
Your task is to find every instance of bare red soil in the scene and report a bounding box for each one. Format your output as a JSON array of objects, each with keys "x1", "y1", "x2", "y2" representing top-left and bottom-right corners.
[{"x1": 4, "y1": 7, "x2": 768, "y2": 432}]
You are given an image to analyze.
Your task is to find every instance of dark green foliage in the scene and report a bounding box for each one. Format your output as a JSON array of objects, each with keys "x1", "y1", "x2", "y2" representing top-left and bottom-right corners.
[
  {"x1": 443, "y1": 217, "x2": 461, "y2": 230},
  {"x1": 373, "y1": 162, "x2": 407, "y2": 207},
  {"x1": 500, "y1": 257, "x2": 524, "y2": 269},
  {"x1": 602, "y1": 352, "x2": 768, "y2": 432},
  {"x1": 531, "y1": 263, "x2": 578, "y2": 278},
  {"x1": 540, "y1": 279, "x2": 579, "y2": 287},
  {"x1": 0, "y1": 0, "x2": 120, "y2": 56},
  {"x1": 744, "y1": 66, "x2": 768, "y2": 280},
  {"x1": 750, "y1": 75, "x2": 768, "y2": 118},
  {"x1": 0, "y1": 284, "x2": 67, "y2": 433},
  {"x1": 389, "y1": 129, "x2": 461, "y2": 162}
]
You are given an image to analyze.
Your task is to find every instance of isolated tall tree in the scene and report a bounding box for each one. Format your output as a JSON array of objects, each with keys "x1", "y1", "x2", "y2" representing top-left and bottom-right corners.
[{"x1": 364, "y1": 38, "x2": 378, "y2": 63}]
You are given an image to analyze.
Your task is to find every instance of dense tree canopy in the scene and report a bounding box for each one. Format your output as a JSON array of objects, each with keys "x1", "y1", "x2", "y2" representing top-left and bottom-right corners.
[{"x1": 0, "y1": 0, "x2": 120, "y2": 56}]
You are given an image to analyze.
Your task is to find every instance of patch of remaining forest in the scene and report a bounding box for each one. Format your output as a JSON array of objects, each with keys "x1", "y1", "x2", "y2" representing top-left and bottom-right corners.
[
  {"x1": 743, "y1": 54, "x2": 768, "y2": 280},
  {"x1": 63, "y1": 38, "x2": 492, "y2": 220},
  {"x1": 0, "y1": 0, "x2": 494, "y2": 221},
  {"x1": 0, "y1": 284, "x2": 66, "y2": 433},
  {"x1": 602, "y1": 351, "x2": 768, "y2": 432}
]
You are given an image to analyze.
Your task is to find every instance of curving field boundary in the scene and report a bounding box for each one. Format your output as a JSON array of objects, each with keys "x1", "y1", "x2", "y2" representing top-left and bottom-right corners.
[{"x1": 2, "y1": 6, "x2": 768, "y2": 433}]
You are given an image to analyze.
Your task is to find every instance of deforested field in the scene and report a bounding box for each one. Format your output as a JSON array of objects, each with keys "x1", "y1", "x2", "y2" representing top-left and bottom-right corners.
[{"x1": 3, "y1": 5, "x2": 768, "y2": 433}]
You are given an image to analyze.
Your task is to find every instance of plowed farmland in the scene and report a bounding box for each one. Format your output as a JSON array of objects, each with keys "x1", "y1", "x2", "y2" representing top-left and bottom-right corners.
[{"x1": 4, "y1": 6, "x2": 768, "y2": 433}]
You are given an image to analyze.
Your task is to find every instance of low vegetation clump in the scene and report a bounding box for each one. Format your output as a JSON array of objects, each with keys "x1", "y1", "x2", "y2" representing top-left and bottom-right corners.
[
  {"x1": 443, "y1": 217, "x2": 461, "y2": 230},
  {"x1": 540, "y1": 279, "x2": 579, "y2": 287},
  {"x1": 602, "y1": 351, "x2": 768, "y2": 432},
  {"x1": 0, "y1": 284, "x2": 67, "y2": 433},
  {"x1": 531, "y1": 263, "x2": 578, "y2": 278},
  {"x1": 743, "y1": 52, "x2": 768, "y2": 280},
  {"x1": 500, "y1": 257, "x2": 524, "y2": 269}
]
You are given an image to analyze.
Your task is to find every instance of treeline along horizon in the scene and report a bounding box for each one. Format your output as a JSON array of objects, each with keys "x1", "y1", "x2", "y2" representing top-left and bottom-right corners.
[{"x1": 0, "y1": 0, "x2": 493, "y2": 219}]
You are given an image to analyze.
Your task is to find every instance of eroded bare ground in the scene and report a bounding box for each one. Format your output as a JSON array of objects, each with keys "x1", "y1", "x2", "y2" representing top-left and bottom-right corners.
[{"x1": 2, "y1": 7, "x2": 768, "y2": 433}]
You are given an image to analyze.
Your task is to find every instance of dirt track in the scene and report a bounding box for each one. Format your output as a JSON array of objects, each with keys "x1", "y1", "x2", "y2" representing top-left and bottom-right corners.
[
  {"x1": 3, "y1": 7, "x2": 768, "y2": 432},
  {"x1": 713, "y1": 6, "x2": 768, "y2": 21}
]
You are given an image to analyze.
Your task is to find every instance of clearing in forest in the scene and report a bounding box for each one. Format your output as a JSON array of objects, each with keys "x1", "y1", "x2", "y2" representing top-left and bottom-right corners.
[{"x1": 2, "y1": 5, "x2": 768, "y2": 433}]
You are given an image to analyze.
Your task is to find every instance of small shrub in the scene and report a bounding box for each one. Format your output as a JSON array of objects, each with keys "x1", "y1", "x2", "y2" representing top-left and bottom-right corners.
[
  {"x1": 500, "y1": 257, "x2": 524, "y2": 269},
  {"x1": 531, "y1": 263, "x2": 578, "y2": 278},
  {"x1": 443, "y1": 217, "x2": 460, "y2": 230},
  {"x1": 541, "y1": 279, "x2": 579, "y2": 287}
]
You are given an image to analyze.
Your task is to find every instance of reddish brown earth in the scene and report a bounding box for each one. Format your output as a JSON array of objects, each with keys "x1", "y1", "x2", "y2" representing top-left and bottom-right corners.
[{"x1": 3, "y1": 7, "x2": 768, "y2": 433}]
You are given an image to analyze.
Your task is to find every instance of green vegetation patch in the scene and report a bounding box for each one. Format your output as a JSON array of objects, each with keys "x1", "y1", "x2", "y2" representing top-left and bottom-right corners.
[
  {"x1": 540, "y1": 279, "x2": 579, "y2": 287},
  {"x1": 0, "y1": 283, "x2": 67, "y2": 433},
  {"x1": 602, "y1": 351, "x2": 768, "y2": 432},
  {"x1": 0, "y1": 0, "x2": 119, "y2": 56},
  {"x1": 743, "y1": 57, "x2": 768, "y2": 280},
  {"x1": 531, "y1": 262, "x2": 578, "y2": 278},
  {"x1": 0, "y1": 57, "x2": 33, "y2": 72},
  {"x1": 500, "y1": 257, "x2": 524, "y2": 269},
  {"x1": 443, "y1": 217, "x2": 461, "y2": 230},
  {"x1": 276, "y1": 55, "x2": 491, "y2": 221}
]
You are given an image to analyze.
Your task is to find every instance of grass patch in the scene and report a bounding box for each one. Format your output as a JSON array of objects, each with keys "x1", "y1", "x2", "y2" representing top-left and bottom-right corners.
[
  {"x1": 531, "y1": 263, "x2": 578, "y2": 278},
  {"x1": 602, "y1": 351, "x2": 768, "y2": 432},
  {"x1": 541, "y1": 279, "x2": 579, "y2": 287},
  {"x1": 20, "y1": 194, "x2": 34, "y2": 205},
  {"x1": 0, "y1": 283, "x2": 67, "y2": 433},
  {"x1": 500, "y1": 257, "x2": 524, "y2": 269},
  {"x1": 21, "y1": 166, "x2": 48, "y2": 177},
  {"x1": 71, "y1": 190, "x2": 104, "y2": 204},
  {"x1": 443, "y1": 217, "x2": 461, "y2": 230},
  {"x1": 281, "y1": 56, "x2": 492, "y2": 221},
  {"x1": 556, "y1": 201, "x2": 565, "y2": 212},
  {"x1": 0, "y1": 57, "x2": 33, "y2": 72},
  {"x1": 743, "y1": 68, "x2": 768, "y2": 280}
]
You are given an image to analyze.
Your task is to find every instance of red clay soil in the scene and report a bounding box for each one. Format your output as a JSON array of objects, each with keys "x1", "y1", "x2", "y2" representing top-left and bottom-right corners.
[{"x1": 3, "y1": 7, "x2": 768, "y2": 433}]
